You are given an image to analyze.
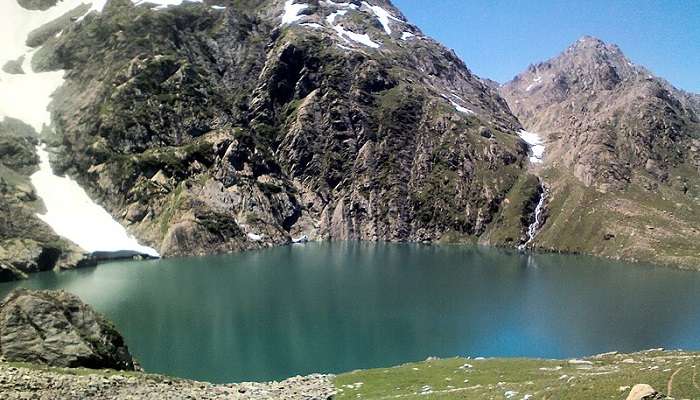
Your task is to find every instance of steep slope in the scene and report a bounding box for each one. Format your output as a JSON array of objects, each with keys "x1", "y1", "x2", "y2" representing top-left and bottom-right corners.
[
  {"x1": 501, "y1": 36, "x2": 700, "y2": 268},
  {"x1": 34, "y1": 0, "x2": 532, "y2": 257}
]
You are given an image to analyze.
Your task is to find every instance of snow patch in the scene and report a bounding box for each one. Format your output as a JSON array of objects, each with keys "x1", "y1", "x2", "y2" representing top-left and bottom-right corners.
[
  {"x1": 517, "y1": 130, "x2": 545, "y2": 163},
  {"x1": 132, "y1": 0, "x2": 204, "y2": 10},
  {"x1": 401, "y1": 31, "x2": 415, "y2": 40},
  {"x1": 0, "y1": 53, "x2": 66, "y2": 133},
  {"x1": 525, "y1": 75, "x2": 542, "y2": 91},
  {"x1": 324, "y1": 0, "x2": 358, "y2": 9},
  {"x1": 78, "y1": 0, "x2": 204, "y2": 22},
  {"x1": 2, "y1": 0, "x2": 159, "y2": 258},
  {"x1": 281, "y1": 0, "x2": 308, "y2": 25},
  {"x1": 247, "y1": 232, "x2": 263, "y2": 241},
  {"x1": 0, "y1": 0, "x2": 86, "y2": 69},
  {"x1": 362, "y1": 1, "x2": 401, "y2": 35},
  {"x1": 31, "y1": 145, "x2": 160, "y2": 257},
  {"x1": 326, "y1": 9, "x2": 347, "y2": 24},
  {"x1": 326, "y1": 8, "x2": 380, "y2": 48},
  {"x1": 211, "y1": 5, "x2": 226, "y2": 10},
  {"x1": 302, "y1": 22, "x2": 325, "y2": 29},
  {"x1": 334, "y1": 25, "x2": 381, "y2": 48},
  {"x1": 441, "y1": 94, "x2": 474, "y2": 115}
]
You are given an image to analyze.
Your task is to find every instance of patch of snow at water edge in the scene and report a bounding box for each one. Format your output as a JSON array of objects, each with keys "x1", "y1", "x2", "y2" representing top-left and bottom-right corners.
[
  {"x1": 517, "y1": 130, "x2": 545, "y2": 163},
  {"x1": 361, "y1": 1, "x2": 401, "y2": 35},
  {"x1": 2, "y1": 0, "x2": 159, "y2": 257},
  {"x1": 401, "y1": 31, "x2": 415, "y2": 40},
  {"x1": 31, "y1": 145, "x2": 160, "y2": 257},
  {"x1": 281, "y1": 0, "x2": 308, "y2": 25}
]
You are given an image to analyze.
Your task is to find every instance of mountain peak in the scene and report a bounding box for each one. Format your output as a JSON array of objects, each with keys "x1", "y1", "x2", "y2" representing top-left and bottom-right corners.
[{"x1": 565, "y1": 36, "x2": 625, "y2": 59}]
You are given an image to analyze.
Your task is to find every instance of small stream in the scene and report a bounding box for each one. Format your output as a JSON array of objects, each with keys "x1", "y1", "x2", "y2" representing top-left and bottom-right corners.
[{"x1": 519, "y1": 183, "x2": 548, "y2": 250}]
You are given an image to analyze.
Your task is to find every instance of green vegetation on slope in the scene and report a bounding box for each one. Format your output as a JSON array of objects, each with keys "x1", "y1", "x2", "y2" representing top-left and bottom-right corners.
[
  {"x1": 334, "y1": 350, "x2": 700, "y2": 399},
  {"x1": 535, "y1": 168, "x2": 700, "y2": 269}
]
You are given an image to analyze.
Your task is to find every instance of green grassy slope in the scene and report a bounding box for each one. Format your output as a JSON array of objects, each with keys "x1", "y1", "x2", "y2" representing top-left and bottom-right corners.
[{"x1": 334, "y1": 350, "x2": 700, "y2": 399}]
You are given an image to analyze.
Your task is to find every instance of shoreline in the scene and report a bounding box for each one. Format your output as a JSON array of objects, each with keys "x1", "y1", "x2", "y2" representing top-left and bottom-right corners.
[{"x1": 2, "y1": 349, "x2": 697, "y2": 399}]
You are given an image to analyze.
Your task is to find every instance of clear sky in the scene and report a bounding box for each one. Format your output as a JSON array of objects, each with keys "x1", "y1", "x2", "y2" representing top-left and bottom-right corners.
[{"x1": 392, "y1": 0, "x2": 700, "y2": 93}]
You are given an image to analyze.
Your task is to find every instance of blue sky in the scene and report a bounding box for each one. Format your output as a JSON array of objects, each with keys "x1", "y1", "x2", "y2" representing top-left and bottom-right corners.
[{"x1": 392, "y1": 0, "x2": 700, "y2": 93}]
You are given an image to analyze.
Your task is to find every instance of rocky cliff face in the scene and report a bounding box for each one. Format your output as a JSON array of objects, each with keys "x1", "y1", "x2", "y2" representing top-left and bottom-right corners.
[
  {"x1": 39, "y1": 0, "x2": 529, "y2": 257},
  {"x1": 0, "y1": 289, "x2": 135, "y2": 370},
  {"x1": 501, "y1": 36, "x2": 700, "y2": 267}
]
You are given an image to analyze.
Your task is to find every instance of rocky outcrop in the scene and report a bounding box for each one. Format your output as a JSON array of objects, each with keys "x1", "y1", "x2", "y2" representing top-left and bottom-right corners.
[
  {"x1": 625, "y1": 384, "x2": 666, "y2": 400},
  {"x1": 0, "y1": 289, "x2": 135, "y2": 370}
]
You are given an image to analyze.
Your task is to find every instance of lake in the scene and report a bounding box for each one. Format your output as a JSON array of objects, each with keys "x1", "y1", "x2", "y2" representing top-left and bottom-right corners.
[{"x1": 1, "y1": 242, "x2": 698, "y2": 383}]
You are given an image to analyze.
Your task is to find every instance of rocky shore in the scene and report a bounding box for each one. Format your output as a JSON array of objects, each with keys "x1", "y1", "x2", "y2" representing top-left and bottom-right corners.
[
  {"x1": 0, "y1": 363, "x2": 335, "y2": 399},
  {"x1": 0, "y1": 288, "x2": 335, "y2": 399}
]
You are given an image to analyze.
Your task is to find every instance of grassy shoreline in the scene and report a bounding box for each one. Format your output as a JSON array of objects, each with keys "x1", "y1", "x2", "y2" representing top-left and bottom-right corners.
[
  {"x1": 3, "y1": 350, "x2": 700, "y2": 399},
  {"x1": 334, "y1": 349, "x2": 700, "y2": 399}
]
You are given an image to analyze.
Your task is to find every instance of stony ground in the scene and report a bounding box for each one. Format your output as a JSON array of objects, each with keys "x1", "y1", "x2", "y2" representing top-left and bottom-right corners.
[
  {"x1": 334, "y1": 350, "x2": 700, "y2": 399},
  {"x1": 0, "y1": 362, "x2": 335, "y2": 399}
]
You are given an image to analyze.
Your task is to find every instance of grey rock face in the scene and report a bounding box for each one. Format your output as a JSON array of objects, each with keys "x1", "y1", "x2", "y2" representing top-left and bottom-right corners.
[
  {"x1": 501, "y1": 36, "x2": 700, "y2": 190},
  {"x1": 0, "y1": 289, "x2": 135, "y2": 370}
]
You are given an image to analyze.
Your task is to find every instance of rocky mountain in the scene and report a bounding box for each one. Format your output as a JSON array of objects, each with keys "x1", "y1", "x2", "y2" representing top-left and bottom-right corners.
[
  {"x1": 37, "y1": 0, "x2": 531, "y2": 257},
  {"x1": 501, "y1": 36, "x2": 700, "y2": 267},
  {"x1": 1, "y1": 1, "x2": 698, "y2": 272}
]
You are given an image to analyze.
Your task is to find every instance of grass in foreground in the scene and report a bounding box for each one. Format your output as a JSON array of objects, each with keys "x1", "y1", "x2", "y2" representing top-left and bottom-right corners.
[{"x1": 334, "y1": 350, "x2": 700, "y2": 399}]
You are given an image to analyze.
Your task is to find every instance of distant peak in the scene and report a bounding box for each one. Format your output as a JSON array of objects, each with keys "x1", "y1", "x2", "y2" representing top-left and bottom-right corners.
[
  {"x1": 567, "y1": 36, "x2": 623, "y2": 56},
  {"x1": 575, "y1": 35, "x2": 604, "y2": 45}
]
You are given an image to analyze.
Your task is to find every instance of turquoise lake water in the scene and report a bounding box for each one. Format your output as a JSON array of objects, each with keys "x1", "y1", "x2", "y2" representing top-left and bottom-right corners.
[{"x1": 1, "y1": 242, "x2": 699, "y2": 383}]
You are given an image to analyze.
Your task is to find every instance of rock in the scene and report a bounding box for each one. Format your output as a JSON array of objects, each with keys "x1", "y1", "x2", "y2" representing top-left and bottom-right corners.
[
  {"x1": 0, "y1": 289, "x2": 136, "y2": 370},
  {"x1": 126, "y1": 203, "x2": 147, "y2": 223},
  {"x1": 625, "y1": 384, "x2": 666, "y2": 400},
  {"x1": 478, "y1": 126, "x2": 493, "y2": 138}
]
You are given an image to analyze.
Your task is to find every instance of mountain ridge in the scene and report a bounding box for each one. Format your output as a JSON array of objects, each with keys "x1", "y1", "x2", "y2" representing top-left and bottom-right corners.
[
  {"x1": 501, "y1": 35, "x2": 700, "y2": 268},
  {"x1": 1, "y1": 1, "x2": 699, "y2": 278}
]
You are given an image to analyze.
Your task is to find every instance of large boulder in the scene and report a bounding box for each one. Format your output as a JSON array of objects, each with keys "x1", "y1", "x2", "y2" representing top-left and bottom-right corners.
[
  {"x1": 0, "y1": 289, "x2": 135, "y2": 370},
  {"x1": 625, "y1": 384, "x2": 666, "y2": 400}
]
